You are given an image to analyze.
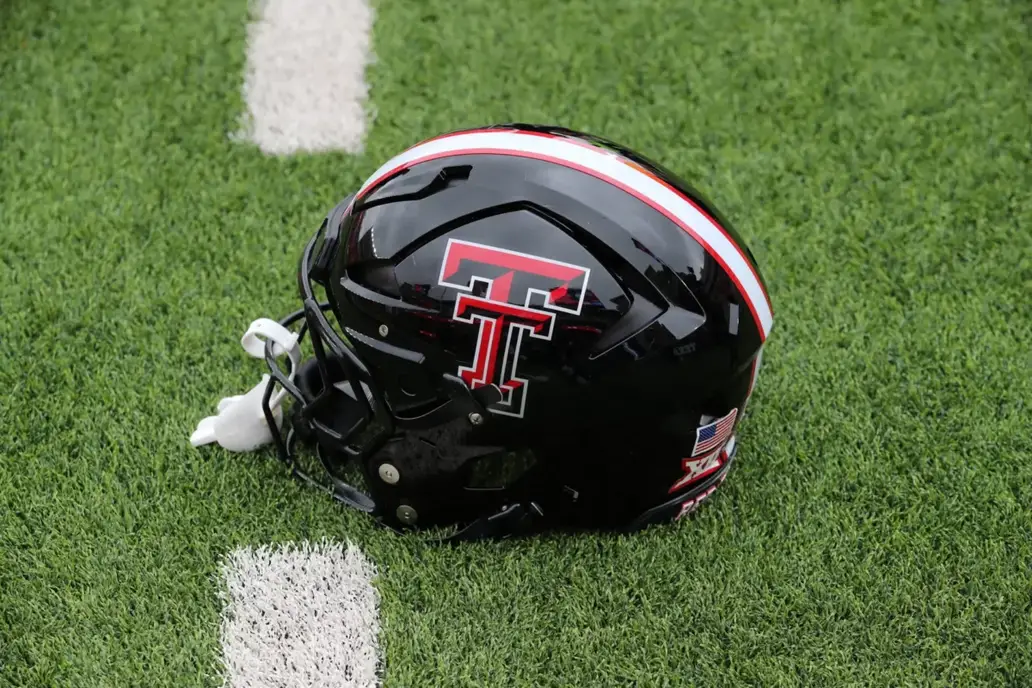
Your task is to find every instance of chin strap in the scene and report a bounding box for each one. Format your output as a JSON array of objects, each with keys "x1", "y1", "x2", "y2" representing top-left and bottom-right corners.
[
  {"x1": 440, "y1": 501, "x2": 546, "y2": 543},
  {"x1": 190, "y1": 318, "x2": 301, "y2": 452}
]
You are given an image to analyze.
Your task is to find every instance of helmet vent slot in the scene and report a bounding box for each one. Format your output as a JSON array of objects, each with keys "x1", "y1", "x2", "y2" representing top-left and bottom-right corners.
[{"x1": 347, "y1": 259, "x2": 401, "y2": 298}]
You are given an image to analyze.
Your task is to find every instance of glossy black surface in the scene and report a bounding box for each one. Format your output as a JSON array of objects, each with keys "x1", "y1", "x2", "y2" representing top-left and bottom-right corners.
[{"x1": 280, "y1": 124, "x2": 771, "y2": 537}]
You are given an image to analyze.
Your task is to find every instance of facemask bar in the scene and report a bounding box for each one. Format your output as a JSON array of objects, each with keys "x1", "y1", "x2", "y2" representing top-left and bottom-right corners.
[{"x1": 256, "y1": 200, "x2": 392, "y2": 515}]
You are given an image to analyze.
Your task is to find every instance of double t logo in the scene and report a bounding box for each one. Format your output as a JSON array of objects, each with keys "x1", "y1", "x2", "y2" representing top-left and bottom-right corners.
[{"x1": 437, "y1": 239, "x2": 592, "y2": 418}]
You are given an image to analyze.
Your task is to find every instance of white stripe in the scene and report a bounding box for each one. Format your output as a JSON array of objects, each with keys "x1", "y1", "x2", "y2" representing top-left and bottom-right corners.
[
  {"x1": 218, "y1": 541, "x2": 381, "y2": 688},
  {"x1": 357, "y1": 131, "x2": 773, "y2": 338},
  {"x1": 237, "y1": 0, "x2": 374, "y2": 155}
]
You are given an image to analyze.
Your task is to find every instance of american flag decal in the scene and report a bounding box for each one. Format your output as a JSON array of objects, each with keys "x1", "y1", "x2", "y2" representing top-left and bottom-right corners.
[{"x1": 692, "y1": 408, "x2": 738, "y2": 456}]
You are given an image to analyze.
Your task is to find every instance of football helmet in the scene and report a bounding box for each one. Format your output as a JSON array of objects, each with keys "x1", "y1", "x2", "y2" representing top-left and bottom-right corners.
[{"x1": 192, "y1": 123, "x2": 774, "y2": 540}]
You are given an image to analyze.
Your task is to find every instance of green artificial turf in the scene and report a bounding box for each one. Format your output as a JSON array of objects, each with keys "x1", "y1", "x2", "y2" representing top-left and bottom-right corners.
[{"x1": 1, "y1": 0, "x2": 1030, "y2": 685}]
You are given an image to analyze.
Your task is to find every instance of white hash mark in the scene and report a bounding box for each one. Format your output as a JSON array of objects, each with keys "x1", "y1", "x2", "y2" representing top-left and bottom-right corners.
[
  {"x1": 236, "y1": 0, "x2": 374, "y2": 155},
  {"x1": 218, "y1": 540, "x2": 381, "y2": 687}
]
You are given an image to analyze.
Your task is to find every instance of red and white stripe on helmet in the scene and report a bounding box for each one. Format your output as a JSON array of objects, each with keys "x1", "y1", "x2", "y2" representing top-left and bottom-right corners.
[{"x1": 354, "y1": 129, "x2": 774, "y2": 342}]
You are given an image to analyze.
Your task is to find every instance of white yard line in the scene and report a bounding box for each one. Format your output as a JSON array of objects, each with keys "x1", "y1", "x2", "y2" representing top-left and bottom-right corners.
[
  {"x1": 218, "y1": 541, "x2": 381, "y2": 688},
  {"x1": 237, "y1": 0, "x2": 374, "y2": 155}
]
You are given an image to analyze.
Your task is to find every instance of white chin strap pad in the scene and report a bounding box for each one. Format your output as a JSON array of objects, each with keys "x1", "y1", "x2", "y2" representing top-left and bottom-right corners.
[
  {"x1": 190, "y1": 374, "x2": 283, "y2": 452},
  {"x1": 190, "y1": 318, "x2": 302, "y2": 452}
]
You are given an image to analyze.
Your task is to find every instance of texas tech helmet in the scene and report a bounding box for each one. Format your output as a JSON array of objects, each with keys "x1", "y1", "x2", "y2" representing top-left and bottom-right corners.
[{"x1": 193, "y1": 123, "x2": 774, "y2": 541}]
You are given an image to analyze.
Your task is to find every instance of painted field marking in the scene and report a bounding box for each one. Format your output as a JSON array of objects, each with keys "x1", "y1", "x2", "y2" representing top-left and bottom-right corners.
[
  {"x1": 237, "y1": 0, "x2": 374, "y2": 155},
  {"x1": 218, "y1": 540, "x2": 381, "y2": 687}
]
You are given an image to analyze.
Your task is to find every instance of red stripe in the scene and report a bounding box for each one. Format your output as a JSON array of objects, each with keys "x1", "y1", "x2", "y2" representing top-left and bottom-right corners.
[{"x1": 357, "y1": 139, "x2": 770, "y2": 341}]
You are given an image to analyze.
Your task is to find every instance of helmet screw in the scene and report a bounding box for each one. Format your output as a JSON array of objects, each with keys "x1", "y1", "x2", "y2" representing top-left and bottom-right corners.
[
  {"x1": 378, "y1": 463, "x2": 400, "y2": 485},
  {"x1": 468, "y1": 412, "x2": 484, "y2": 426},
  {"x1": 378, "y1": 324, "x2": 389, "y2": 337},
  {"x1": 396, "y1": 505, "x2": 418, "y2": 525}
]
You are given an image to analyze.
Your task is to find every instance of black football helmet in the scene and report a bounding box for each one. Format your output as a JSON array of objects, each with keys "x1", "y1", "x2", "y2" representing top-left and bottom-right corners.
[{"x1": 197, "y1": 123, "x2": 774, "y2": 541}]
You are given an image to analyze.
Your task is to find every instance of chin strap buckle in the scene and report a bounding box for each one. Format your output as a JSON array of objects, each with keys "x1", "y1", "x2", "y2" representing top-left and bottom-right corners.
[{"x1": 190, "y1": 318, "x2": 301, "y2": 452}]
